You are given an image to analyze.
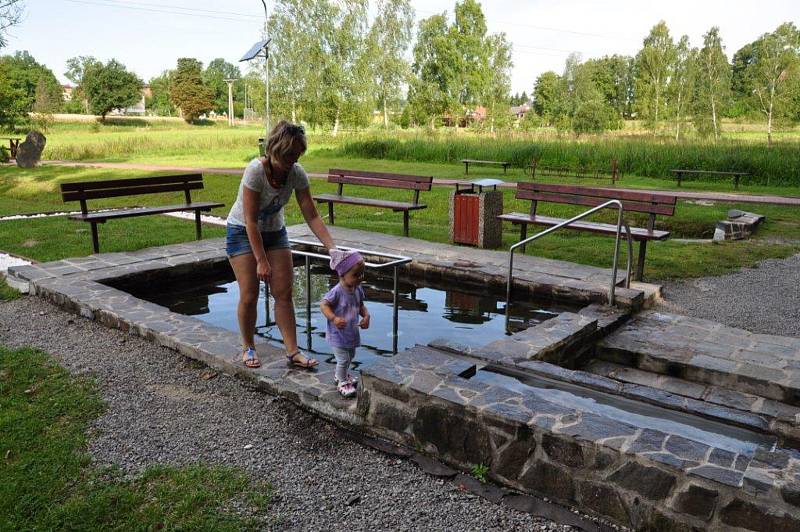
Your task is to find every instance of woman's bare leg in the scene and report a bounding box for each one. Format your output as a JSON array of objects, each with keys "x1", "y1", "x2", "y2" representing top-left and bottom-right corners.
[
  {"x1": 268, "y1": 247, "x2": 317, "y2": 365},
  {"x1": 229, "y1": 253, "x2": 260, "y2": 354}
]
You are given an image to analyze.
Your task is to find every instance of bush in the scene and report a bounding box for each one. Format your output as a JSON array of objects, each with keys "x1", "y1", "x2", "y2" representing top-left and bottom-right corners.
[{"x1": 0, "y1": 146, "x2": 9, "y2": 162}]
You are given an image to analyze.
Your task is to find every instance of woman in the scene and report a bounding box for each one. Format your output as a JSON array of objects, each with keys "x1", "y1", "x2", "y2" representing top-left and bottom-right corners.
[{"x1": 226, "y1": 121, "x2": 335, "y2": 369}]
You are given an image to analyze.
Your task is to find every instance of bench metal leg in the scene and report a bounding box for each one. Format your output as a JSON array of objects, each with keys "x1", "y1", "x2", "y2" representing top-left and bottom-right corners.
[
  {"x1": 464, "y1": 162, "x2": 469, "y2": 175},
  {"x1": 519, "y1": 224, "x2": 527, "y2": 254},
  {"x1": 90, "y1": 222, "x2": 100, "y2": 254},
  {"x1": 734, "y1": 175, "x2": 739, "y2": 190},
  {"x1": 195, "y1": 210, "x2": 202, "y2": 239},
  {"x1": 402, "y1": 212, "x2": 409, "y2": 237},
  {"x1": 328, "y1": 202, "x2": 335, "y2": 225},
  {"x1": 636, "y1": 240, "x2": 647, "y2": 281}
]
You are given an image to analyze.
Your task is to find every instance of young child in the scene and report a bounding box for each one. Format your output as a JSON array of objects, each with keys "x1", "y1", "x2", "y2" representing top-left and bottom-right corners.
[{"x1": 321, "y1": 249, "x2": 370, "y2": 398}]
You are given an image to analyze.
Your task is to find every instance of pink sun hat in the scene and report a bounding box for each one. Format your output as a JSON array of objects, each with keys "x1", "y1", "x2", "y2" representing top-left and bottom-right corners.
[{"x1": 329, "y1": 249, "x2": 364, "y2": 276}]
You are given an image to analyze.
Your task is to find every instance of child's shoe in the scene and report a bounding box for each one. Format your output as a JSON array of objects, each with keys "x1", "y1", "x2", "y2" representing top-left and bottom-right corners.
[{"x1": 337, "y1": 380, "x2": 357, "y2": 398}]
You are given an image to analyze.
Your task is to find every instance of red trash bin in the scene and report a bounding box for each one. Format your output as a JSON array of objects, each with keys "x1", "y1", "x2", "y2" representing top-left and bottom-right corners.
[{"x1": 453, "y1": 192, "x2": 480, "y2": 245}]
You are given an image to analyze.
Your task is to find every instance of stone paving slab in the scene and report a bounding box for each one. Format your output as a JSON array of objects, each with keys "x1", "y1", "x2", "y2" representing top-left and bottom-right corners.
[{"x1": 598, "y1": 311, "x2": 800, "y2": 406}]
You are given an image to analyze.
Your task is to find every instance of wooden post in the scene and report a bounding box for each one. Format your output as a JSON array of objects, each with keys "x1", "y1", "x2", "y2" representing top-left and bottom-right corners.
[
  {"x1": 90, "y1": 222, "x2": 100, "y2": 254},
  {"x1": 403, "y1": 211, "x2": 409, "y2": 237},
  {"x1": 328, "y1": 202, "x2": 335, "y2": 225},
  {"x1": 195, "y1": 210, "x2": 202, "y2": 240},
  {"x1": 611, "y1": 158, "x2": 618, "y2": 185}
]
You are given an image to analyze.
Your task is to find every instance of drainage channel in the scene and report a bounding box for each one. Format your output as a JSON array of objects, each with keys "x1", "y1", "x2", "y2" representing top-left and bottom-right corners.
[{"x1": 471, "y1": 365, "x2": 777, "y2": 456}]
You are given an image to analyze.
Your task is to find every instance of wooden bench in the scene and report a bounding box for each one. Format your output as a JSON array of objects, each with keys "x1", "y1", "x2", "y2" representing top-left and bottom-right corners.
[
  {"x1": 313, "y1": 169, "x2": 433, "y2": 237},
  {"x1": 528, "y1": 158, "x2": 621, "y2": 184},
  {"x1": 498, "y1": 183, "x2": 677, "y2": 280},
  {"x1": 671, "y1": 169, "x2": 750, "y2": 190},
  {"x1": 461, "y1": 159, "x2": 511, "y2": 175},
  {"x1": 61, "y1": 174, "x2": 224, "y2": 253}
]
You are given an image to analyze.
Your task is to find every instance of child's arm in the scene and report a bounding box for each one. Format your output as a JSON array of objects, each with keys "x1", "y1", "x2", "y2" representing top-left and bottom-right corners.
[
  {"x1": 359, "y1": 302, "x2": 370, "y2": 329},
  {"x1": 321, "y1": 299, "x2": 347, "y2": 329}
]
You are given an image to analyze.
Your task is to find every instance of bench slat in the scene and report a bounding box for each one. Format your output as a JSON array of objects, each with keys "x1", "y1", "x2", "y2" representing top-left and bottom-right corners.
[
  {"x1": 516, "y1": 190, "x2": 676, "y2": 216},
  {"x1": 329, "y1": 168, "x2": 433, "y2": 187},
  {"x1": 498, "y1": 213, "x2": 670, "y2": 241},
  {"x1": 328, "y1": 175, "x2": 430, "y2": 191},
  {"x1": 60, "y1": 174, "x2": 203, "y2": 193},
  {"x1": 68, "y1": 201, "x2": 223, "y2": 221},
  {"x1": 518, "y1": 182, "x2": 676, "y2": 206},
  {"x1": 63, "y1": 181, "x2": 204, "y2": 202},
  {"x1": 313, "y1": 194, "x2": 427, "y2": 211},
  {"x1": 671, "y1": 169, "x2": 750, "y2": 176},
  {"x1": 461, "y1": 159, "x2": 510, "y2": 165}
]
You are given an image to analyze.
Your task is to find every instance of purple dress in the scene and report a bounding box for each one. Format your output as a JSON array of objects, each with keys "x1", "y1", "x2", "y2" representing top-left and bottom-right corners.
[{"x1": 322, "y1": 283, "x2": 365, "y2": 349}]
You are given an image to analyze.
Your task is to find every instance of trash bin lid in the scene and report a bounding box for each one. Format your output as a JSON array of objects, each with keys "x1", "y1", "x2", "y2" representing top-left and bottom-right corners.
[{"x1": 467, "y1": 178, "x2": 505, "y2": 187}]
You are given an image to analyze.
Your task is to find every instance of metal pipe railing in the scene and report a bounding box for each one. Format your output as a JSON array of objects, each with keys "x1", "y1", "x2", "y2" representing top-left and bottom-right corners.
[
  {"x1": 262, "y1": 239, "x2": 412, "y2": 354},
  {"x1": 505, "y1": 200, "x2": 633, "y2": 331}
]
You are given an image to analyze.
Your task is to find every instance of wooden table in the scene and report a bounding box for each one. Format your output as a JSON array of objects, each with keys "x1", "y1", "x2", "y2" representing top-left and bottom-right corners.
[{"x1": 0, "y1": 137, "x2": 22, "y2": 159}]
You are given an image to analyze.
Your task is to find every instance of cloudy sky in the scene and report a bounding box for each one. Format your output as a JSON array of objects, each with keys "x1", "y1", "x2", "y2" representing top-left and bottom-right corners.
[{"x1": 4, "y1": 0, "x2": 798, "y2": 94}]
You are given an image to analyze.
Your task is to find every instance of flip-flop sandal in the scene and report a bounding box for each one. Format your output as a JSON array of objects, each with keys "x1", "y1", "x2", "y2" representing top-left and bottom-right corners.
[
  {"x1": 286, "y1": 350, "x2": 318, "y2": 369},
  {"x1": 243, "y1": 347, "x2": 261, "y2": 369}
]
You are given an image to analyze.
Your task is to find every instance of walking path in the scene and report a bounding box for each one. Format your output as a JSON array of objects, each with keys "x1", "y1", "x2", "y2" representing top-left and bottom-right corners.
[{"x1": 42, "y1": 161, "x2": 800, "y2": 206}]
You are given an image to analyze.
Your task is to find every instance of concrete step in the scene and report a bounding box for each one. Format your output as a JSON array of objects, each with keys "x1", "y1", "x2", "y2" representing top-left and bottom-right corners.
[{"x1": 597, "y1": 311, "x2": 800, "y2": 407}]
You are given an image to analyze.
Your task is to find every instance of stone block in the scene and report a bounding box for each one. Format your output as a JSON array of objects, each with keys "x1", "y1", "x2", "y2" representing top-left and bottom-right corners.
[
  {"x1": 672, "y1": 484, "x2": 718, "y2": 521},
  {"x1": 519, "y1": 460, "x2": 575, "y2": 503},
  {"x1": 371, "y1": 400, "x2": 413, "y2": 434},
  {"x1": 576, "y1": 480, "x2": 630, "y2": 526},
  {"x1": 720, "y1": 498, "x2": 800, "y2": 532},
  {"x1": 413, "y1": 404, "x2": 493, "y2": 465},
  {"x1": 493, "y1": 433, "x2": 536, "y2": 481},
  {"x1": 608, "y1": 462, "x2": 677, "y2": 501},
  {"x1": 541, "y1": 433, "x2": 585, "y2": 467}
]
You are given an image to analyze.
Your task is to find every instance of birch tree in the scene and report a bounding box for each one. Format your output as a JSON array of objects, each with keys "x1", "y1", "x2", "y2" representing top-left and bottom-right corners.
[
  {"x1": 668, "y1": 35, "x2": 696, "y2": 140},
  {"x1": 368, "y1": 0, "x2": 414, "y2": 128},
  {"x1": 744, "y1": 23, "x2": 800, "y2": 147},
  {"x1": 635, "y1": 21, "x2": 676, "y2": 132},
  {"x1": 695, "y1": 27, "x2": 730, "y2": 140},
  {"x1": 483, "y1": 32, "x2": 512, "y2": 132}
]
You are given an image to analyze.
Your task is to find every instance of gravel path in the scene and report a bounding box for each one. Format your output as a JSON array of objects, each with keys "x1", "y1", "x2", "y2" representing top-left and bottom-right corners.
[
  {"x1": 658, "y1": 253, "x2": 800, "y2": 337},
  {"x1": 0, "y1": 296, "x2": 580, "y2": 531}
]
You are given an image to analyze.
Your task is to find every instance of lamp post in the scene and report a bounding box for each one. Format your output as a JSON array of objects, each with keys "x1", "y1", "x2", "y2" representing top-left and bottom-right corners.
[{"x1": 261, "y1": 0, "x2": 270, "y2": 138}]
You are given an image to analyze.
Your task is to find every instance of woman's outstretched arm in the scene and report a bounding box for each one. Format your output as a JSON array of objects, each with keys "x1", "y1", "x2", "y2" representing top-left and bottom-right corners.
[{"x1": 296, "y1": 187, "x2": 336, "y2": 250}]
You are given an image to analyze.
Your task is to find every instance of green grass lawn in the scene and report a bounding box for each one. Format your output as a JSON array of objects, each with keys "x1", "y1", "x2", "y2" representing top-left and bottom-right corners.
[
  {"x1": 0, "y1": 345, "x2": 271, "y2": 530},
  {"x1": 1, "y1": 164, "x2": 798, "y2": 279}
]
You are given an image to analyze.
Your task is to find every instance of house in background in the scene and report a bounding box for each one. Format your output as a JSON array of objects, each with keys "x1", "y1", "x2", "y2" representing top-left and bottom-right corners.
[
  {"x1": 62, "y1": 84, "x2": 74, "y2": 102},
  {"x1": 510, "y1": 102, "x2": 532, "y2": 119},
  {"x1": 112, "y1": 85, "x2": 151, "y2": 116}
]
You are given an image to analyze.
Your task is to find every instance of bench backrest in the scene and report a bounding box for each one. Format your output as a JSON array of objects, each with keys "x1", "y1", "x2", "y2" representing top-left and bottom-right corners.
[
  {"x1": 61, "y1": 174, "x2": 204, "y2": 215},
  {"x1": 516, "y1": 182, "x2": 677, "y2": 217},
  {"x1": 328, "y1": 168, "x2": 433, "y2": 204}
]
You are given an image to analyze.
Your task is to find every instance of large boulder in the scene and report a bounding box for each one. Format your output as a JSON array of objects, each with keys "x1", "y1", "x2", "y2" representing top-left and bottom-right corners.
[{"x1": 16, "y1": 131, "x2": 47, "y2": 168}]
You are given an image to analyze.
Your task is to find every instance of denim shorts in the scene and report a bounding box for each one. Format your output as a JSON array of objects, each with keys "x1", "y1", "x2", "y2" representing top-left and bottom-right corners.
[{"x1": 225, "y1": 224, "x2": 290, "y2": 258}]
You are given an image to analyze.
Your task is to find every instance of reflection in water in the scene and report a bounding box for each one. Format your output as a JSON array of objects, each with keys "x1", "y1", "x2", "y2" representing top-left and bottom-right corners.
[{"x1": 130, "y1": 265, "x2": 575, "y2": 371}]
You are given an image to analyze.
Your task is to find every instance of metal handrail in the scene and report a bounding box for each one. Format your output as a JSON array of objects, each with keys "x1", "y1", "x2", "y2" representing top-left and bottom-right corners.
[
  {"x1": 505, "y1": 200, "x2": 633, "y2": 330},
  {"x1": 261, "y1": 239, "x2": 412, "y2": 354}
]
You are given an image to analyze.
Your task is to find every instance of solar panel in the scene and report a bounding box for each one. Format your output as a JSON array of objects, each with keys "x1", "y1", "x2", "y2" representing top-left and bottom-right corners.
[{"x1": 240, "y1": 39, "x2": 271, "y2": 62}]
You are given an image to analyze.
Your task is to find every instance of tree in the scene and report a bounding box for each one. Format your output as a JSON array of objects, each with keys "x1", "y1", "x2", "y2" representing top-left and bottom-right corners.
[
  {"x1": 449, "y1": 0, "x2": 490, "y2": 114},
  {"x1": 742, "y1": 23, "x2": 800, "y2": 146},
  {"x1": 408, "y1": 13, "x2": 456, "y2": 127},
  {"x1": 170, "y1": 58, "x2": 213, "y2": 123},
  {"x1": 585, "y1": 55, "x2": 635, "y2": 119},
  {"x1": 532, "y1": 71, "x2": 564, "y2": 123},
  {"x1": 65, "y1": 55, "x2": 101, "y2": 113},
  {"x1": 0, "y1": 50, "x2": 62, "y2": 129},
  {"x1": 668, "y1": 35, "x2": 696, "y2": 140},
  {"x1": 82, "y1": 59, "x2": 142, "y2": 121},
  {"x1": 368, "y1": 0, "x2": 414, "y2": 128},
  {"x1": 0, "y1": 0, "x2": 24, "y2": 49},
  {"x1": 482, "y1": 32, "x2": 512, "y2": 132},
  {"x1": 635, "y1": 21, "x2": 676, "y2": 132},
  {"x1": 147, "y1": 70, "x2": 175, "y2": 116},
  {"x1": 203, "y1": 58, "x2": 242, "y2": 115},
  {"x1": 695, "y1": 27, "x2": 731, "y2": 139}
]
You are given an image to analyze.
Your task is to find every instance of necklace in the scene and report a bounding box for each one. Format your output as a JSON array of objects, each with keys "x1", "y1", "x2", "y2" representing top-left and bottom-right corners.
[{"x1": 263, "y1": 157, "x2": 287, "y2": 189}]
